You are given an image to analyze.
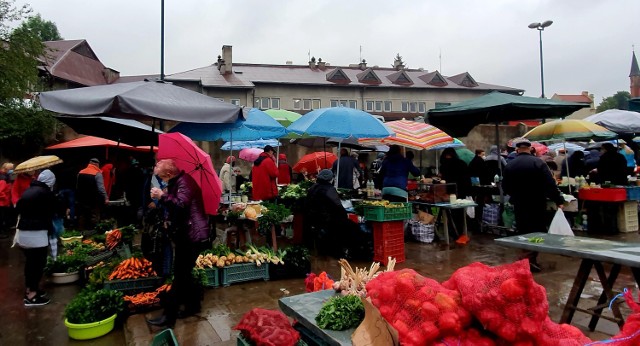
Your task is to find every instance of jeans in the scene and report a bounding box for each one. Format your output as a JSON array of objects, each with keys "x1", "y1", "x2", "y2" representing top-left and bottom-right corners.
[{"x1": 22, "y1": 247, "x2": 48, "y2": 293}]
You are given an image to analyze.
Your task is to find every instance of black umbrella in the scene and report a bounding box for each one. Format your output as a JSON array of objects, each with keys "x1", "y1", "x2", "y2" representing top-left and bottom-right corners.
[
  {"x1": 56, "y1": 116, "x2": 163, "y2": 146},
  {"x1": 39, "y1": 80, "x2": 243, "y2": 123}
]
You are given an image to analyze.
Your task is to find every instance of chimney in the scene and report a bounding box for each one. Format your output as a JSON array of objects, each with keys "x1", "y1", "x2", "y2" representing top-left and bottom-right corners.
[
  {"x1": 317, "y1": 58, "x2": 326, "y2": 70},
  {"x1": 218, "y1": 45, "x2": 233, "y2": 75},
  {"x1": 358, "y1": 59, "x2": 367, "y2": 70},
  {"x1": 309, "y1": 56, "x2": 316, "y2": 69}
]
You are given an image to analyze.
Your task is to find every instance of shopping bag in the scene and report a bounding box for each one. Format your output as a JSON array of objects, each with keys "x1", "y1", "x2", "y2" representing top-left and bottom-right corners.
[
  {"x1": 465, "y1": 197, "x2": 475, "y2": 218},
  {"x1": 548, "y1": 209, "x2": 574, "y2": 236}
]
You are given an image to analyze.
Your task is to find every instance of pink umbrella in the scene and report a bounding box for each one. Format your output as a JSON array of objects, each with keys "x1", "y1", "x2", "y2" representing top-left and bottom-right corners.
[
  {"x1": 157, "y1": 132, "x2": 222, "y2": 215},
  {"x1": 239, "y1": 148, "x2": 262, "y2": 162}
]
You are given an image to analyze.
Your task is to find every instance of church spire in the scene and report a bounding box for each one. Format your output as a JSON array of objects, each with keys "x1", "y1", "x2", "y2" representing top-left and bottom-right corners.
[
  {"x1": 631, "y1": 50, "x2": 640, "y2": 77},
  {"x1": 631, "y1": 50, "x2": 640, "y2": 98}
]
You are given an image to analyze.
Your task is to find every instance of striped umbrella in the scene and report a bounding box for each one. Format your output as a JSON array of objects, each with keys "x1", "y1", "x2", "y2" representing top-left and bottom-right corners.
[{"x1": 360, "y1": 119, "x2": 453, "y2": 150}]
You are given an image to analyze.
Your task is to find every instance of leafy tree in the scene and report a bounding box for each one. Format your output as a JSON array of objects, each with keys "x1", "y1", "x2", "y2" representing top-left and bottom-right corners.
[
  {"x1": 596, "y1": 91, "x2": 631, "y2": 112},
  {"x1": 13, "y1": 13, "x2": 63, "y2": 41},
  {"x1": 0, "y1": 0, "x2": 58, "y2": 160}
]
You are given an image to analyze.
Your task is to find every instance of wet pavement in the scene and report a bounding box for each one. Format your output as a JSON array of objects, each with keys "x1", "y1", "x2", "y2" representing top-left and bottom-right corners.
[{"x1": 1, "y1": 229, "x2": 639, "y2": 346}]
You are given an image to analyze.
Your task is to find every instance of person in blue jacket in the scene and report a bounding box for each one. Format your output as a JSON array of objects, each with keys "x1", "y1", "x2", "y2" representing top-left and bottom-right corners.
[{"x1": 380, "y1": 145, "x2": 421, "y2": 201}]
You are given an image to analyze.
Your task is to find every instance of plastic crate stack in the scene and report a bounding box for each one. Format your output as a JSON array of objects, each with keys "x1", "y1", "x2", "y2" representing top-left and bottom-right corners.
[
  {"x1": 617, "y1": 201, "x2": 639, "y2": 233},
  {"x1": 372, "y1": 221, "x2": 405, "y2": 265}
]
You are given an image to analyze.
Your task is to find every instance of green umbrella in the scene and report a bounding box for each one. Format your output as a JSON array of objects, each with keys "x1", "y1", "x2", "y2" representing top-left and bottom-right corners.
[
  {"x1": 264, "y1": 109, "x2": 301, "y2": 127},
  {"x1": 455, "y1": 148, "x2": 474, "y2": 164}
]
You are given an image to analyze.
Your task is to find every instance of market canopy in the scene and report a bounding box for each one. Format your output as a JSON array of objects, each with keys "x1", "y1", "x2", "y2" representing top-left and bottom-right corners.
[
  {"x1": 55, "y1": 116, "x2": 162, "y2": 146},
  {"x1": 287, "y1": 107, "x2": 393, "y2": 139},
  {"x1": 220, "y1": 139, "x2": 280, "y2": 150},
  {"x1": 361, "y1": 119, "x2": 453, "y2": 150},
  {"x1": 427, "y1": 91, "x2": 589, "y2": 137},
  {"x1": 584, "y1": 109, "x2": 640, "y2": 134},
  {"x1": 38, "y1": 80, "x2": 243, "y2": 123},
  {"x1": 46, "y1": 136, "x2": 136, "y2": 150}
]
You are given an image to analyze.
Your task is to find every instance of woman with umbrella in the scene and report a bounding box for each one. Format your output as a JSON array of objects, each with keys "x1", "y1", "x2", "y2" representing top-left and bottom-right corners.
[{"x1": 147, "y1": 159, "x2": 210, "y2": 327}]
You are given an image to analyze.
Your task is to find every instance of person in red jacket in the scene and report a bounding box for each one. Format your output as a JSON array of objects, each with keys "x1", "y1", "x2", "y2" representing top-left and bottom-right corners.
[
  {"x1": 11, "y1": 172, "x2": 35, "y2": 207},
  {"x1": 278, "y1": 153, "x2": 292, "y2": 185},
  {"x1": 251, "y1": 145, "x2": 278, "y2": 201},
  {"x1": 0, "y1": 162, "x2": 14, "y2": 238}
]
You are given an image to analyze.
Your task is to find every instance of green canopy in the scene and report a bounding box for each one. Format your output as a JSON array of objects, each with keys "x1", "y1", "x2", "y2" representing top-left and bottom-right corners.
[
  {"x1": 455, "y1": 148, "x2": 474, "y2": 164},
  {"x1": 427, "y1": 91, "x2": 588, "y2": 137},
  {"x1": 264, "y1": 109, "x2": 301, "y2": 127}
]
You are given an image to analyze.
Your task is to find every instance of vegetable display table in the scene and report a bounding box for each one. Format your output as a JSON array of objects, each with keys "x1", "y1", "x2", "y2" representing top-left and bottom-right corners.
[
  {"x1": 409, "y1": 201, "x2": 477, "y2": 245},
  {"x1": 495, "y1": 232, "x2": 640, "y2": 331},
  {"x1": 279, "y1": 290, "x2": 354, "y2": 346}
]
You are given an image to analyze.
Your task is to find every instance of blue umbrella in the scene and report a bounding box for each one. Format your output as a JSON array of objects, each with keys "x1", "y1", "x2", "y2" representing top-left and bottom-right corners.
[
  {"x1": 288, "y1": 107, "x2": 393, "y2": 187},
  {"x1": 221, "y1": 139, "x2": 280, "y2": 150},
  {"x1": 287, "y1": 107, "x2": 393, "y2": 139},
  {"x1": 547, "y1": 142, "x2": 584, "y2": 153},
  {"x1": 170, "y1": 108, "x2": 288, "y2": 141}
]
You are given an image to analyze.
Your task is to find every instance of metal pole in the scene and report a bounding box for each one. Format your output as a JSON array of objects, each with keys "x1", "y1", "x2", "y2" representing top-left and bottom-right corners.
[
  {"x1": 538, "y1": 28, "x2": 545, "y2": 98},
  {"x1": 160, "y1": 0, "x2": 165, "y2": 81}
]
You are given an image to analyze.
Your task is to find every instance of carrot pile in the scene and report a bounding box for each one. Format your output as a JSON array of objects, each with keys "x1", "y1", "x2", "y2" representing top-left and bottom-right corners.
[
  {"x1": 123, "y1": 284, "x2": 171, "y2": 308},
  {"x1": 106, "y1": 229, "x2": 122, "y2": 249},
  {"x1": 108, "y1": 257, "x2": 157, "y2": 280}
]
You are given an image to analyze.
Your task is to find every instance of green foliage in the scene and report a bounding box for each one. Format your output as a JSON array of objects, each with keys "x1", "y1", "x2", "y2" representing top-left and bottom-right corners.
[
  {"x1": 12, "y1": 13, "x2": 62, "y2": 41},
  {"x1": 191, "y1": 268, "x2": 208, "y2": 286},
  {"x1": 87, "y1": 258, "x2": 121, "y2": 288},
  {"x1": 61, "y1": 229, "x2": 82, "y2": 238},
  {"x1": 204, "y1": 243, "x2": 232, "y2": 256},
  {"x1": 0, "y1": 1, "x2": 45, "y2": 102},
  {"x1": 315, "y1": 295, "x2": 365, "y2": 330},
  {"x1": 257, "y1": 202, "x2": 291, "y2": 236},
  {"x1": 0, "y1": 104, "x2": 57, "y2": 158},
  {"x1": 597, "y1": 91, "x2": 631, "y2": 112},
  {"x1": 45, "y1": 252, "x2": 87, "y2": 274},
  {"x1": 282, "y1": 246, "x2": 310, "y2": 270},
  {"x1": 95, "y1": 219, "x2": 117, "y2": 233},
  {"x1": 64, "y1": 288, "x2": 125, "y2": 324}
]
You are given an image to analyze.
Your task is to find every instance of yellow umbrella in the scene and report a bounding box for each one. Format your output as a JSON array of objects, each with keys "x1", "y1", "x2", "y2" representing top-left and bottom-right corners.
[
  {"x1": 14, "y1": 155, "x2": 63, "y2": 174},
  {"x1": 523, "y1": 119, "x2": 616, "y2": 142}
]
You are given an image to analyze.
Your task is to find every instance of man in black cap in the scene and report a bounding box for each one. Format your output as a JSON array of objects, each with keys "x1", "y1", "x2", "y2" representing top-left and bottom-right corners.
[
  {"x1": 503, "y1": 138, "x2": 564, "y2": 272},
  {"x1": 76, "y1": 158, "x2": 108, "y2": 230}
]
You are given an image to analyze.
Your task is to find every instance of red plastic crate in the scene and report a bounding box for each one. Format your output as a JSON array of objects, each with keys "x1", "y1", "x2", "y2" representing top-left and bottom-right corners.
[
  {"x1": 372, "y1": 221, "x2": 404, "y2": 235},
  {"x1": 578, "y1": 188, "x2": 627, "y2": 202},
  {"x1": 372, "y1": 221, "x2": 405, "y2": 266}
]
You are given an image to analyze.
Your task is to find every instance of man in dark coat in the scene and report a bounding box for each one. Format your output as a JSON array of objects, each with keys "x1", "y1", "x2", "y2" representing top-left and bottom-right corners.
[
  {"x1": 76, "y1": 158, "x2": 108, "y2": 230},
  {"x1": 468, "y1": 149, "x2": 487, "y2": 185},
  {"x1": 595, "y1": 143, "x2": 627, "y2": 185},
  {"x1": 503, "y1": 138, "x2": 564, "y2": 272},
  {"x1": 332, "y1": 148, "x2": 359, "y2": 190},
  {"x1": 304, "y1": 169, "x2": 361, "y2": 258}
]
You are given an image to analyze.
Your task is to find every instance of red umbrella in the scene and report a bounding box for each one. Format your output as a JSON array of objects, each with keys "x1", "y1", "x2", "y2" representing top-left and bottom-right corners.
[
  {"x1": 157, "y1": 132, "x2": 222, "y2": 215},
  {"x1": 292, "y1": 152, "x2": 337, "y2": 173},
  {"x1": 507, "y1": 138, "x2": 548, "y2": 156}
]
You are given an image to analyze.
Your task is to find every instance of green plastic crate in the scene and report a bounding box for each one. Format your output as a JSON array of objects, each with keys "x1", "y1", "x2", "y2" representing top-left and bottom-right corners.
[
  {"x1": 204, "y1": 267, "x2": 219, "y2": 287},
  {"x1": 84, "y1": 249, "x2": 115, "y2": 266},
  {"x1": 103, "y1": 276, "x2": 163, "y2": 295},
  {"x1": 220, "y1": 263, "x2": 269, "y2": 287},
  {"x1": 152, "y1": 328, "x2": 178, "y2": 346},
  {"x1": 363, "y1": 202, "x2": 412, "y2": 221}
]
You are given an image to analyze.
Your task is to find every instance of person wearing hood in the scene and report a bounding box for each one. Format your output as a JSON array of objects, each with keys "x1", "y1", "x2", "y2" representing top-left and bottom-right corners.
[
  {"x1": 331, "y1": 148, "x2": 359, "y2": 190},
  {"x1": 595, "y1": 143, "x2": 627, "y2": 185},
  {"x1": 220, "y1": 156, "x2": 237, "y2": 192},
  {"x1": 380, "y1": 145, "x2": 421, "y2": 201},
  {"x1": 278, "y1": 153, "x2": 292, "y2": 185},
  {"x1": 440, "y1": 148, "x2": 471, "y2": 198},
  {"x1": 370, "y1": 152, "x2": 385, "y2": 189},
  {"x1": 14, "y1": 169, "x2": 58, "y2": 306},
  {"x1": 468, "y1": 149, "x2": 487, "y2": 185},
  {"x1": 485, "y1": 145, "x2": 507, "y2": 185},
  {"x1": 560, "y1": 151, "x2": 586, "y2": 178},
  {"x1": 251, "y1": 145, "x2": 279, "y2": 201},
  {"x1": 304, "y1": 169, "x2": 361, "y2": 258}
]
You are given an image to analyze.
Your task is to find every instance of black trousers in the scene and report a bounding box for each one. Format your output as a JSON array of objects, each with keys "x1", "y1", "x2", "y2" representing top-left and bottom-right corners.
[
  {"x1": 514, "y1": 201, "x2": 547, "y2": 263},
  {"x1": 162, "y1": 239, "x2": 210, "y2": 320},
  {"x1": 22, "y1": 247, "x2": 48, "y2": 293}
]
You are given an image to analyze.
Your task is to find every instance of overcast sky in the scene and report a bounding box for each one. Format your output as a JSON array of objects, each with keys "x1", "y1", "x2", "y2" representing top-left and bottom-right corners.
[{"x1": 16, "y1": 0, "x2": 640, "y2": 104}]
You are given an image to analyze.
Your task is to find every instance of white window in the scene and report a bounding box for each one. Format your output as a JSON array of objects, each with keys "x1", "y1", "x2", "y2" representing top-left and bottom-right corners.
[
  {"x1": 365, "y1": 101, "x2": 374, "y2": 111},
  {"x1": 293, "y1": 98, "x2": 302, "y2": 110},
  {"x1": 340, "y1": 100, "x2": 348, "y2": 107},
  {"x1": 303, "y1": 99, "x2": 312, "y2": 110},
  {"x1": 418, "y1": 102, "x2": 426, "y2": 113},
  {"x1": 312, "y1": 99, "x2": 321, "y2": 109},
  {"x1": 401, "y1": 101, "x2": 409, "y2": 112},
  {"x1": 230, "y1": 99, "x2": 240, "y2": 106},
  {"x1": 255, "y1": 98, "x2": 261, "y2": 108},
  {"x1": 330, "y1": 100, "x2": 339, "y2": 107},
  {"x1": 348, "y1": 100, "x2": 357, "y2": 109},
  {"x1": 261, "y1": 98, "x2": 270, "y2": 109},
  {"x1": 375, "y1": 101, "x2": 383, "y2": 112},
  {"x1": 409, "y1": 102, "x2": 417, "y2": 113},
  {"x1": 271, "y1": 98, "x2": 280, "y2": 109},
  {"x1": 384, "y1": 101, "x2": 392, "y2": 112}
]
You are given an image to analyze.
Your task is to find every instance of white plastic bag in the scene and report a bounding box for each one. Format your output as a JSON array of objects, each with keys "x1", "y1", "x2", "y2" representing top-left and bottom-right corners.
[
  {"x1": 548, "y1": 209, "x2": 574, "y2": 236},
  {"x1": 465, "y1": 197, "x2": 475, "y2": 219}
]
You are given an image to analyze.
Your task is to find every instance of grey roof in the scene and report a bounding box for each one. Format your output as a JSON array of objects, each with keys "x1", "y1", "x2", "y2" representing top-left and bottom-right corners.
[{"x1": 166, "y1": 63, "x2": 524, "y2": 93}]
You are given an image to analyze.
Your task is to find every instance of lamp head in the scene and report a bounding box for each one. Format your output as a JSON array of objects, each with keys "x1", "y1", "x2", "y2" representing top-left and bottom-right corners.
[
  {"x1": 528, "y1": 22, "x2": 541, "y2": 29},
  {"x1": 541, "y1": 20, "x2": 553, "y2": 28}
]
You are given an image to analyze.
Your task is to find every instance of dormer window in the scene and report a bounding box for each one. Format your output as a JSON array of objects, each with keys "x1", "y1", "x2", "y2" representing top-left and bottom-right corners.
[
  {"x1": 387, "y1": 70, "x2": 413, "y2": 85},
  {"x1": 326, "y1": 68, "x2": 351, "y2": 84}
]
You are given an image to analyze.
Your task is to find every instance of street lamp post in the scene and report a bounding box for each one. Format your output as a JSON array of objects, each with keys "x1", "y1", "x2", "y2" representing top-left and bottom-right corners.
[{"x1": 528, "y1": 20, "x2": 553, "y2": 98}]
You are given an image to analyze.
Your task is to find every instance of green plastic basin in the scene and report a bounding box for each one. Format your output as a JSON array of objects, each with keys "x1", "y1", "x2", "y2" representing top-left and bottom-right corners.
[{"x1": 65, "y1": 313, "x2": 117, "y2": 340}]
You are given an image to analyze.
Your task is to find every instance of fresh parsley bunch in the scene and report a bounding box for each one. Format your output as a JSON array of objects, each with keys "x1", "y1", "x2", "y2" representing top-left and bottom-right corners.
[{"x1": 315, "y1": 295, "x2": 365, "y2": 331}]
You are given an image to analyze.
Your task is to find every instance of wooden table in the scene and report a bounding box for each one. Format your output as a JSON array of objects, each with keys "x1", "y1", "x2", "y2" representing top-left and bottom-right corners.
[
  {"x1": 409, "y1": 201, "x2": 477, "y2": 244},
  {"x1": 495, "y1": 232, "x2": 640, "y2": 331},
  {"x1": 279, "y1": 290, "x2": 354, "y2": 346}
]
